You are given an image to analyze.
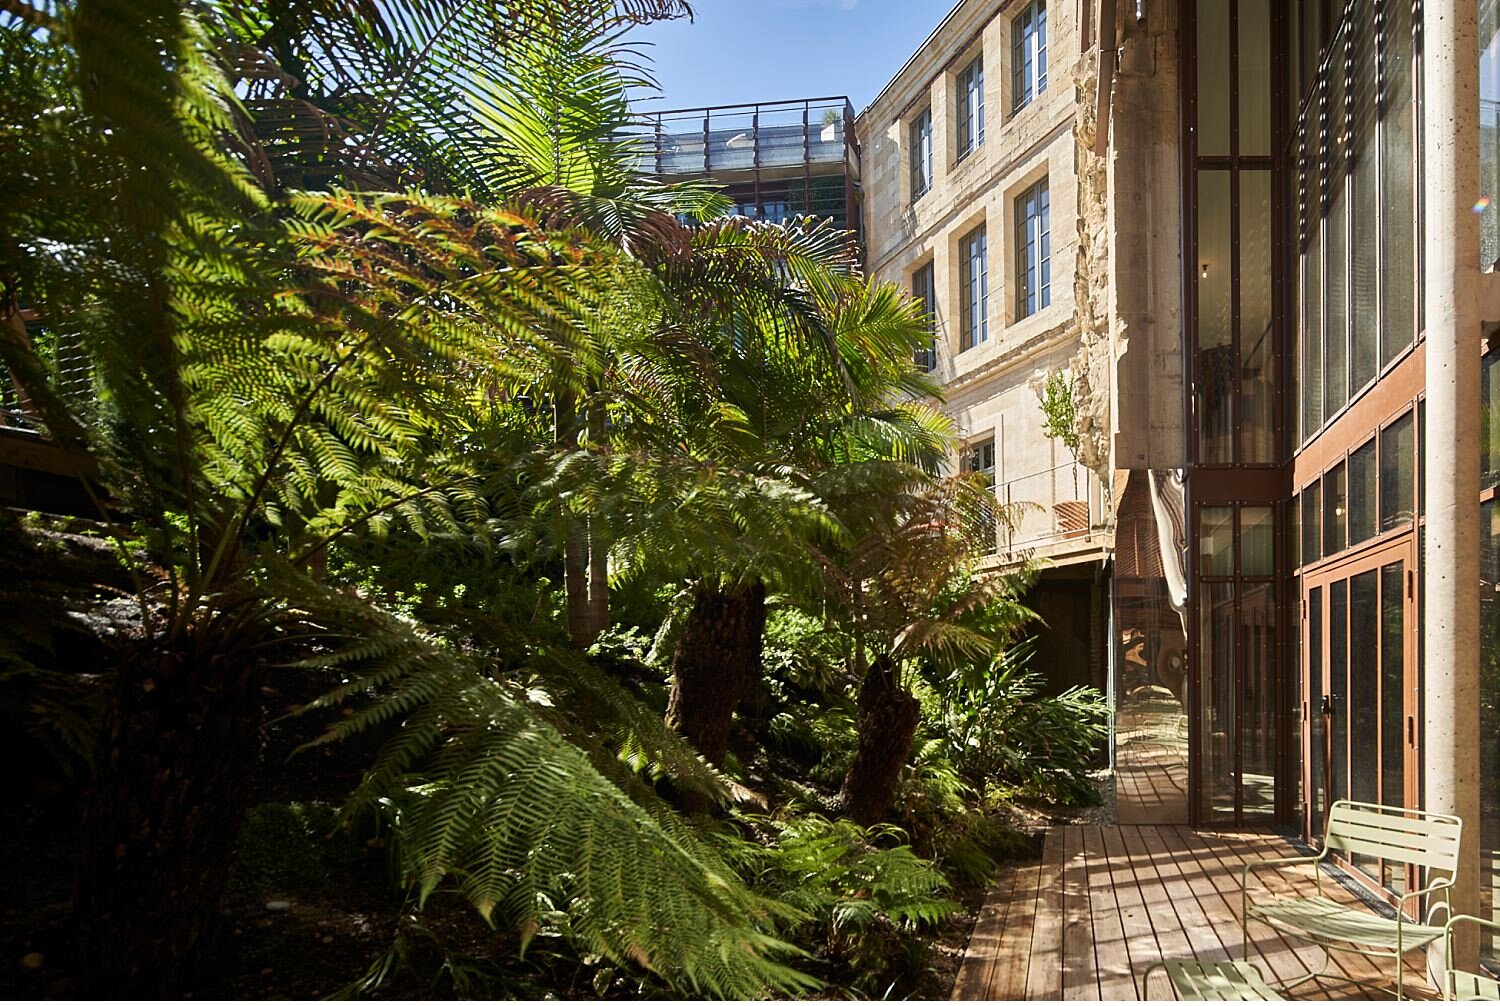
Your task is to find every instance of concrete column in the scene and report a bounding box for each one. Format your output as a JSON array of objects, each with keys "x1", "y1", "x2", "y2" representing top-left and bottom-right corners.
[{"x1": 1422, "y1": 0, "x2": 1483, "y2": 974}]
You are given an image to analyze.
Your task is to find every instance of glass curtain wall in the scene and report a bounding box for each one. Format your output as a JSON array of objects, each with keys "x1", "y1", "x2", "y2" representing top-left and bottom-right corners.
[{"x1": 1188, "y1": 0, "x2": 1282, "y2": 825}]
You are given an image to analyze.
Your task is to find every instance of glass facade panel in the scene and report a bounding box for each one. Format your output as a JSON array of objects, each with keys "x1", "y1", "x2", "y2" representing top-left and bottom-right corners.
[
  {"x1": 1302, "y1": 118, "x2": 1325, "y2": 438},
  {"x1": 1201, "y1": 505, "x2": 1235, "y2": 577},
  {"x1": 1238, "y1": 0, "x2": 1272, "y2": 155},
  {"x1": 1242, "y1": 506, "x2": 1275, "y2": 576},
  {"x1": 1325, "y1": 31, "x2": 1349, "y2": 415},
  {"x1": 1481, "y1": 502, "x2": 1500, "y2": 943},
  {"x1": 1381, "y1": 0, "x2": 1415, "y2": 364},
  {"x1": 1350, "y1": 570, "x2": 1379, "y2": 809},
  {"x1": 1241, "y1": 171, "x2": 1276, "y2": 463},
  {"x1": 1202, "y1": 581, "x2": 1237, "y2": 820},
  {"x1": 1199, "y1": 170, "x2": 1234, "y2": 463},
  {"x1": 1242, "y1": 582, "x2": 1277, "y2": 819},
  {"x1": 1325, "y1": 461, "x2": 1347, "y2": 554},
  {"x1": 1303, "y1": 481, "x2": 1323, "y2": 565},
  {"x1": 1380, "y1": 561, "x2": 1405, "y2": 810},
  {"x1": 1482, "y1": 3, "x2": 1500, "y2": 267},
  {"x1": 1348, "y1": 439, "x2": 1376, "y2": 545},
  {"x1": 1310, "y1": 584, "x2": 1326, "y2": 831},
  {"x1": 1330, "y1": 580, "x2": 1348, "y2": 805},
  {"x1": 1380, "y1": 411, "x2": 1415, "y2": 530},
  {"x1": 1350, "y1": 2, "x2": 1378, "y2": 391},
  {"x1": 1485, "y1": 349, "x2": 1500, "y2": 490},
  {"x1": 1197, "y1": 0, "x2": 1231, "y2": 156}
]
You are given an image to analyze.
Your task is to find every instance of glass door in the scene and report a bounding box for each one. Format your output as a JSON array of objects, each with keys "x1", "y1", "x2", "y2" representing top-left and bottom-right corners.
[{"x1": 1301, "y1": 536, "x2": 1419, "y2": 896}]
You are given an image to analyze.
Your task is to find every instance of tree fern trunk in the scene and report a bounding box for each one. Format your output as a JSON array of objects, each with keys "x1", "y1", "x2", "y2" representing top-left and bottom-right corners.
[
  {"x1": 586, "y1": 518, "x2": 609, "y2": 638},
  {"x1": 839, "y1": 657, "x2": 920, "y2": 826},
  {"x1": 665, "y1": 580, "x2": 766, "y2": 767},
  {"x1": 72, "y1": 635, "x2": 264, "y2": 995}
]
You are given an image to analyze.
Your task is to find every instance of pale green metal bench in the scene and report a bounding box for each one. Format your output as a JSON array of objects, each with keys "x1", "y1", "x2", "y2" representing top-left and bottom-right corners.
[
  {"x1": 1142, "y1": 960, "x2": 1285, "y2": 1001},
  {"x1": 1442, "y1": 915, "x2": 1500, "y2": 1000},
  {"x1": 1240, "y1": 799, "x2": 1463, "y2": 999}
]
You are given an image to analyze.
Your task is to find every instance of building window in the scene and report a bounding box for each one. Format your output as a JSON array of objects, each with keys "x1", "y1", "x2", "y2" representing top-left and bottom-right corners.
[
  {"x1": 912, "y1": 262, "x2": 937, "y2": 372},
  {"x1": 1015, "y1": 179, "x2": 1050, "y2": 320},
  {"x1": 959, "y1": 225, "x2": 988, "y2": 350},
  {"x1": 910, "y1": 107, "x2": 933, "y2": 199},
  {"x1": 964, "y1": 438, "x2": 997, "y2": 554},
  {"x1": 1012, "y1": 0, "x2": 1047, "y2": 113},
  {"x1": 956, "y1": 57, "x2": 985, "y2": 159}
]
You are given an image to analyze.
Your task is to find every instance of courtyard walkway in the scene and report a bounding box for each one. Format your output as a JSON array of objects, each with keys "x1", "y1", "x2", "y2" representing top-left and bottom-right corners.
[{"x1": 952, "y1": 825, "x2": 1439, "y2": 1000}]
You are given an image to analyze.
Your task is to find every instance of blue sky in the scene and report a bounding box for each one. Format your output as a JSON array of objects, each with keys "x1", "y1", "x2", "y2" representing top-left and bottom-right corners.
[{"x1": 630, "y1": 0, "x2": 958, "y2": 114}]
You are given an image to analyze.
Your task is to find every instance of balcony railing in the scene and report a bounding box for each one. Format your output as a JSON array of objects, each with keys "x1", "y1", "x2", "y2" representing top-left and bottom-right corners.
[
  {"x1": 627, "y1": 97, "x2": 856, "y2": 178},
  {"x1": 995, "y1": 461, "x2": 1105, "y2": 554}
]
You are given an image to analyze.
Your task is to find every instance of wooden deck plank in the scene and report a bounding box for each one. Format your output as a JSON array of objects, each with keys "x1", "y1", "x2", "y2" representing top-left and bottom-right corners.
[
  {"x1": 986, "y1": 854, "x2": 1045, "y2": 999},
  {"x1": 1023, "y1": 827, "x2": 1067, "y2": 1001},
  {"x1": 950, "y1": 861, "x2": 1018, "y2": 1000},
  {"x1": 1100, "y1": 824, "x2": 1167, "y2": 999},
  {"x1": 1061, "y1": 826, "x2": 1099, "y2": 999},
  {"x1": 952, "y1": 825, "x2": 1438, "y2": 1001},
  {"x1": 1082, "y1": 825, "x2": 1137, "y2": 1000}
]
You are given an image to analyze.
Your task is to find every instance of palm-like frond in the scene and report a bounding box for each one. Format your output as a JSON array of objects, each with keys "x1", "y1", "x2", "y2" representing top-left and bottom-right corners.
[{"x1": 289, "y1": 574, "x2": 819, "y2": 999}]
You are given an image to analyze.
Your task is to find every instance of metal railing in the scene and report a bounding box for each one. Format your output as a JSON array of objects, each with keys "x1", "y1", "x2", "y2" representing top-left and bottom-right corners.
[
  {"x1": 996, "y1": 460, "x2": 1104, "y2": 553},
  {"x1": 626, "y1": 97, "x2": 856, "y2": 178}
]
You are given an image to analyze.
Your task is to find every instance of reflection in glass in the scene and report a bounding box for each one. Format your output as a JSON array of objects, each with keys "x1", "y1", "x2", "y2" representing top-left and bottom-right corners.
[
  {"x1": 1482, "y1": 1, "x2": 1500, "y2": 267},
  {"x1": 1241, "y1": 582, "x2": 1276, "y2": 820},
  {"x1": 1381, "y1": 411, "x2": 1415, "y2": 530},
  {"x1": 1199, "y1": 171, "x2": 1233, "y2": 463},
  {"x1": 1480, "y1": 503, "x2": 1500, "y2": 943},
  {"x1": 1484, "y1": 351, "x2": 1500, "y2": 490},
  {"x1": 1201, "y1": 505, "x2": 1235, "y2": 577},
  {"x1": 1330, "y1": 581, "x2": 1348, "y2": 809},
  {"x1": 1301, "y1": 119, "x2": 1324, "y2": 438},
  {"x1": 1325, "y1": 462, "x2": 1347, "y2": 555},
  {"x1": 1303, "y1": 482, "x2": 1323, "y2": 565},
  {"x1": 1237, "y1": 0, "x2": 1271, "y2": 155},
  {"x1": 1197, "y1": 0, "x2": 1230, "y2": 157},
  {"x1": 1202, "y1": 581, "x2": 1237, "y2": 821},
  {"x1": 1241, "y1": 172, "x2": 1276, "y2": 463},
  {"x1": 1350, "y1": 571, "x2": 1379, "y2": 810},
  {"x1": 1242, "y1": 507, "x2": 1274, "y2": 576},
  {"x1": 1381, "y1": 561, "x2": 1405, "y2": 816},
  {"x1": 1349, "y1": 440, "x2": 1376, "y2": 545},
  {"x1": 1310, "y1": 585, "x2": 1325, "y2": 831}
]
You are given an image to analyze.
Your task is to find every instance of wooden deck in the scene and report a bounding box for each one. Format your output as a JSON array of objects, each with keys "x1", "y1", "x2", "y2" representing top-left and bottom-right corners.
[{"x1": 952, "y1": 825, "x2": 1439, "y2": 1001}]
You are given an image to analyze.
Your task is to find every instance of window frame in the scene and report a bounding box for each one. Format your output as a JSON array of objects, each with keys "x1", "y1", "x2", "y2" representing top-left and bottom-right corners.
[
  {"x1": 959, "y1": 224, "x2": 989, "y2": 351},
  {"x1": 909, "y1": 106, "x2": 934, "y2": 200},
  {"x1": 1014, "y1": 178, "x2": 1051, "y2": 321},
  {"x1": 956, "y1": 56, "x2": 985, "y2": 160},
  {"x1": 1012, "y1": 0, "x2": 1048, "y2": 114}
]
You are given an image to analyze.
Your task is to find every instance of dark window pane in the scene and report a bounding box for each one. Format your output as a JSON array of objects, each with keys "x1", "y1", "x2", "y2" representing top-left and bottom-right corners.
[
  {"x1": 959, "y1": 226, "x2": 988, "y2": 350},
  {"x1": 1324, "y1": 461, "x2": 1347, "y2": 554},
  {"x1": 1350, "y1": 569, "x2": 1379, "y2": 874},
  {"x1": 909, "y1": 108, "x2": 933, "y2": 199},
  {"x1": 1241, "y1": 171, "x2": 1276, "y2": 463},
  {"x1": 1381, "y1": 411, "x2": 1415, "y2": 530},
  {"x1": 957, "y1": 57, "x2": 984, "y2": 156},
  {"x1": 1012, "y1": 1, "x2": 1047, "y2": 111},
  {"x1": 1310, "y1": 584, "x2": 1325, "y2": 830},
  {"x1": 1330, "y1": 580, "x2": 1348, "y2": 804},
  {"x1": 1242, "y1": 582, "x2": 1276, "y2": 820},
  {"x1": 912, "y1": 263, "x2": 937, "y2": 372},
  {"x1": 1381, "y1": 561, "x2": 1405, "y2": 810},
  {"x1": 1015, "y1": 179, "x2": 1050, "y2": 319},
  {"x1": 1348, "y1": 439, "x2": 1376, "y2": 545},
  {"x1": 1202, "y1": 581, "x2": 1237, "y2": 820},
  {"x1": 1199, "y1": 170, "x2": 1234, "y2": 463},
  {"x1": 1485, "y1": 351, "x2": 1500, "y2": 490},
  {"x1": 1197, "y1": 0, "x2": 1230, "y2": 156},
  {"x1": 1480, "y1": 502, "x2": 1500, "y2": 948},
  {"x1": 1201, "y1": 505, "x2": 1235, "y2": 577},
  {"x1": 1303, "y1": 481, "x2": 1323, "y2": 565}
]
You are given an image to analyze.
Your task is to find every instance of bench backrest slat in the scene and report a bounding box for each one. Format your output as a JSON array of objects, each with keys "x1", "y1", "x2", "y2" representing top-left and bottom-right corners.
[{"x1": 1323, "y1": 801, "x2": 1462, "y2": 873}]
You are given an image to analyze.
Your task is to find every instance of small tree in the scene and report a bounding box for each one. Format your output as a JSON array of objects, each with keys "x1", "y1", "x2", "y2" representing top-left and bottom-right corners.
[{"x1": 1037, "y1": 369, "x2": 1082, "y2": 500}]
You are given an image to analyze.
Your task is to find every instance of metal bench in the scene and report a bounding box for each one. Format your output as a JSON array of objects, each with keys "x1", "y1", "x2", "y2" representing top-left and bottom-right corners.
[
  {"x1": 1240, "y1": 800, "x2": 1463, "y2": 999},
  {"x1": 1442, "y1": 915, "x2": 1500, "y2": 1001},
  {"x1": 1142, "y1": 960, "x2": 1285, "y2": 1001}
]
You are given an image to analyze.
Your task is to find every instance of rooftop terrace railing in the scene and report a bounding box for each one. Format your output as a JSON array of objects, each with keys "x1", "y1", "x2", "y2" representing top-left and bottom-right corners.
[{"x1": 626, "y1": 97, "x2": 856, "y2": 177}]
